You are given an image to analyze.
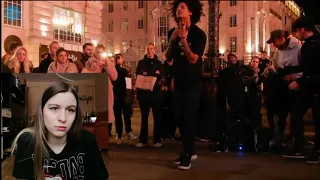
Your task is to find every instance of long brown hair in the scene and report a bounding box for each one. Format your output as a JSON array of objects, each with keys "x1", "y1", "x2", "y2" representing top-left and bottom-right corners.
[{"x1": 11, "y1": 81, "x2": 83, "y2": 180}]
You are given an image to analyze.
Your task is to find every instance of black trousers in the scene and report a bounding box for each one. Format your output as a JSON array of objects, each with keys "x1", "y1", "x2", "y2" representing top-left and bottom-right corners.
[
  {"x1": 138, "y1": 99, "x2": 162, "y2": 144},
  {"x1": 291, "y1": 89, "x2": 320, "y2": 152},
  {"x1": 266, "y1": 85, "x2": 292, "y2": 145},
  {"x1": 173, "y1": 85, "x2": 201, "y2": 155},
  {"x1": 114, "y1": 99, "x2": 133, "y2": 138}
]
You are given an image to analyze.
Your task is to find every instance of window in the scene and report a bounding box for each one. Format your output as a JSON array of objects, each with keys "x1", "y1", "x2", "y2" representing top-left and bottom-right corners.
[
  {"x1": 138, "y1": 38, "x2": 146, "y2": 56},
  {"x1": 121, "y1": 18, "x2": 128, "y2": 31},
  {"x1": 284, "y1": 16, "x2": 287, "y2": 25},
  {"x1": 3, "y1": 0, "x2": 22, "y2": 27},
  {"x1": 122, "y1": 1, "x2": 128, "y2": 11},
  {"x1": 138, "y1": 0, "x2": 144, "y2": 9},
  {"x1": 121, "y1": 40, "x2": 130, "y2": 52},
  {"x1": 53, "y1": 6, "x2": 84, "y2": 44},
  {"x1": 158, "y1": 16, "x2": 168, "y2": 52},
  {"x1": 229, "y1": 14, "x2": 237, "y2": 27},
  {"x1": 127, "y1": 61, "x2": 137, "y2": 78},
  {"x1": 229, "y1": 37, "x2": 237, "y2": 52},
  {"x1": 158, "y1": 16, "x2": 168, "y2": 37},
  {"x1": 159, "y1": 0, "x2": 167, "y2": 5},
  {"x1": 137, "y1": 17, "x2": 143, "y2": 29},
  {"x1": 108, "y1": 3, "x2": 113, "y2": 13},
  {"x1": 107, "y1": 40, "x2": 114, "y2": 54},
  {"x1": 108, "y1": 20, "x2": 113, "y2": 32},
  {"x1": 229, "y1": 0, "x2": 236, "y2": 6}
]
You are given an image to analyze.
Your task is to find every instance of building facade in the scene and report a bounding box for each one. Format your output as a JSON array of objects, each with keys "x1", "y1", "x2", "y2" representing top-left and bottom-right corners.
[
  {"x1": 101, "y1": 0, "x2": 209, "y2": 62},
  {"x1": 218, "y1": 0, "x2": 300, "y2": 63},
  {"x1": 1, "y1": 1, "x2": 103, "y2": 68}
]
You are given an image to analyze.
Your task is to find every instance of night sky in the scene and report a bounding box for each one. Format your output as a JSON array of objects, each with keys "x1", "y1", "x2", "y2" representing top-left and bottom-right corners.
[{"x1": 294, "y1": 0, "x2": 320, "y2": 23}]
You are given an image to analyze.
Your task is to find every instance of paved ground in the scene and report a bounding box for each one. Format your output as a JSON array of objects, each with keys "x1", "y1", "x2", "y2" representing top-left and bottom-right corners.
[{"x1": 106, "y1": 139, "x2": 320, "y2": 180}]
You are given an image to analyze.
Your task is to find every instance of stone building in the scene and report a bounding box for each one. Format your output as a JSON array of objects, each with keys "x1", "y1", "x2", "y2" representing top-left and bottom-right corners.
[{"x1": 2, "y1": 1, "x2": 103, "y2": 68}]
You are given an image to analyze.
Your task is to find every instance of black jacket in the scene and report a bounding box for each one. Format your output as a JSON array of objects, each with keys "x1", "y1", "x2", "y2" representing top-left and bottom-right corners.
[
  {"x1": 136, "y1": 55, "x2": 163, "y2": 101},
  {"x1": 296, "y1": 34, "x2": 320, "y2": 95},
  {"x1": 38, "y1": 54, "x2": 53, "y2": 73},
  {"x1": 113, "y1": 64, "x2": 129, "y2": 101}
]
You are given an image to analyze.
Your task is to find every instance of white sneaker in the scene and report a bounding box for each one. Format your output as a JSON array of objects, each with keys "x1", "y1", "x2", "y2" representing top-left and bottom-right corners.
[
  {"x1": 127, "y1": 132, "x2": 138, "y2": 140},
  {"x1": 135, "y1": 142, "x2": 147, "y2": 148},
  {"x1": 191, "y1": 154, "x2": 197, "y2": 160},
  {"x1": 115, "y1": 136, "x2": 123, "y2": 145},
  {"x1": 153, "y1": 143, "x2": 162, "y2": 148}
]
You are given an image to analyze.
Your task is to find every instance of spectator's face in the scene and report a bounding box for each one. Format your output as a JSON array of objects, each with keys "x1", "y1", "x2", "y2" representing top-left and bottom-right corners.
[
  {"x1": 261, "y1": 52, "x2": 267, "y2": 59},
  {"x1": 84, "y1": 45, "x2": 94, "y2": 58},
  {"x1": 94, "y1": 48, "x2": 104, "y2": 60},
  {"x1": 228, "y1": 56, "x2": 237, "y2": 65},
  {"x1": 57, "y1": 51, "x2": 68, "y2": 64},
  {"x1": 50, "y1": 43, "x2": 60, "y2": 57},
  {"x1": 272, "y1": 37, "x2": 286, "y2": 49},
  {"x1": 117, "y1": 56, "x2": 124, "y2": 65},
  {"x1": 293, "y1": 28, "x2": 305, "y2": 41},
  {"x1": 250, "y1": 57, "x2": 260, "y2": 68},
  {"x1": 17, "y1": 49, "x2": 26, "y2": 62},
  {"x1": 146, "y1": 44, "x2": 155, "y2": 58},
  {"x1": 176, "y1": 2, "x2": 192, "y2": 20}
]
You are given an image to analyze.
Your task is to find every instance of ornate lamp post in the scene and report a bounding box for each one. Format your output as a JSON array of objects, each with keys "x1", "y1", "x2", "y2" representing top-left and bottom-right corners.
[{"x1": 205, "y1": 0, "x2": 220, "y2": 77}]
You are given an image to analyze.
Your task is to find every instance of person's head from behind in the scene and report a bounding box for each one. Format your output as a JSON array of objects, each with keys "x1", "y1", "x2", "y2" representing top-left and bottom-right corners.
[
  {"x1": 56, "y1": 47, "x2": 68, "y2": 64},
  {"x1": 115, "y1": 54, "x2": 124, "y2": 65},
  {"x1": 250, "y1": 56, "x2": 260, "y2": 69},
  {"x1": 41, "y1": 52, "x2": 49, "y2": 61},
  {"x1": 227, "y1": 53, "x2": 237, "y2": 65},
  {"x1": 260, "y1": 51, "x2": 267, "y2": 59},
  {"x1": 94, "y1": 44, "x2": 106, "y2": 60},
  {"x1": 170, "y1": 0, "x2": 203, "y2": 25},
  {"x1": 9, "y1": 42, "x2": 21, "y2": 55},
  {"x1": 49, "y1": 41, "x2": 60, "y2": 57},
  {"x1": 146, "y1": 43, "x2": 155, "y2": 59},
  {"x1": 291, "y1": 16, "x2": 315, "y2": 41},
  {"x1": 266, "y1": 30, "x2": 290, "y2": 49},
  {"x1": 83, "y1": 43, "x2": 94, "y2": 58}
]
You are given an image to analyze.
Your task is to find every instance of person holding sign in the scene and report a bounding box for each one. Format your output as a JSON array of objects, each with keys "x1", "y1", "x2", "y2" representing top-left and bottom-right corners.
[{"x1": 135, "y1": 43, "x2": 164, "y2": 148}]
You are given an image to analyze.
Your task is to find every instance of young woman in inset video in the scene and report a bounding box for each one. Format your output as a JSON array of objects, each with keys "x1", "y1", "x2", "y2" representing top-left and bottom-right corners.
[{"x1": 11, "y1": 81, "x2": 108, "y2": 180}]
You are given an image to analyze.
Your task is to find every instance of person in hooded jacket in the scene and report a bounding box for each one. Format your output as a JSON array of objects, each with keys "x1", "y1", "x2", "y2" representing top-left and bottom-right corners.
[
  {"x1": 266, "y1": 30, "x2": 303, "y2": 157},
  {"x1": 135, "y1": 43, "x2": 164, "y2": 148}
]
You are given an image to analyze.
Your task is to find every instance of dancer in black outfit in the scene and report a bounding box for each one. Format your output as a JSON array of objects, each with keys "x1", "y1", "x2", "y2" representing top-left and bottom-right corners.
[{"x1": 165, "y1": 0, "x2": 206, "y2": 170}]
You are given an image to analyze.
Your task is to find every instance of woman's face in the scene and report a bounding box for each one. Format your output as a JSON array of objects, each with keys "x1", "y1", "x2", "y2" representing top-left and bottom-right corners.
[
  {"x1": 17, "y1": 49, "x2": 26, "y2": 62},
  {"x1": 251, "y1": 58, "x2": 260, "y2": 68},
  {"x1": 43, "y1": 92, "x2": 77, "y2": 139},
  {"x1": 95, "y1": 48, "x2": 104, "y2": 60},
  {"x1": 57, "y1": 51, "x2": 68, "y2": 64}
]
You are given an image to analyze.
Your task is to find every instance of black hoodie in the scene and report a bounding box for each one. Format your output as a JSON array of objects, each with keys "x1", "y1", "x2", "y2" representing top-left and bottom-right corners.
[
  {"x1": 136, "y1": 54, "x2": 163, "y2": 101},
  {"x1": 296, "y1": 34, "x2": 320, "y2": 95}
]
